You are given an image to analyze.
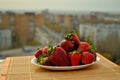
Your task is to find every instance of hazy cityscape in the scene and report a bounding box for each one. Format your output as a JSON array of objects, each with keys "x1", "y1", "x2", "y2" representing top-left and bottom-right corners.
[
  {"x1": 0, "y1": 9, "x2": 120, "y2": 65},
  {"x1": 0, "y1": 1, "x2": 120, "y2": 80}
]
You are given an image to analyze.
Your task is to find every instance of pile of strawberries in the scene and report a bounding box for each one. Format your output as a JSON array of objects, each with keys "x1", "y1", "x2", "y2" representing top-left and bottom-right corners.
[{"x1": 34, "y1": 31, "x2": 96, "y2": 66}]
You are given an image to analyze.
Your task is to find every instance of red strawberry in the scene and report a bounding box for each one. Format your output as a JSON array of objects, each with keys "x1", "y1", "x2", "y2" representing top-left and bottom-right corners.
[
  {"x1": 35, "y1": 48, "x2": 42, "y2": 58},
  {"x1": 36, "y1": 46, "x2": 53, "y2": 66},
  {"x1": 69, "y1": 51, "x2": 81, "y2": 66},
  {"x1": 77, "y1": 42, "x2": 90, "y2": 52},
  {"x1": 42, "y1": 47, "x2": 48, "y2": 55},
  {"x1": 44, "y1": 60, "x2": 53, "y2": 66},
  {"x1": 65, "y1": 31, "x2": 80, "y2": 49},
  {"x1": 60, "y1": 40, "x2": 74, "y2": 52},
  {"x1": 81, "y1": 51, "x2": 96, "y2": 64},
  {"x1": 71, "y1": 34, "x2": 81, "y2": 45},
  {"x1": 49, "y1": 46, "x2": 70, "y2": 66}
]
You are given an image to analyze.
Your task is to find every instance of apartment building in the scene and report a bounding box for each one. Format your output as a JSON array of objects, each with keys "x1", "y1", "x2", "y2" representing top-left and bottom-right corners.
[
  {"x1": 34, "y1": 14, "x2": 45, "y2": 27},
  {"x1": 0, "y1": 29, "x2": 12, "y2": 49},
  {"x1": 0, "y1": 12, "x2": 47, "y2": 46},
  {"x1": 14, "y1": 14, "x2": 33, "y2": 45},
  {"x1": 55, "y1": 14, "x2": 64, "y2": 25},
  {"x1": 0, "y1": 14, "x2": 11, "y2": 29},
  {"x1": 55, "y1": 15, "x2": 62, "y2": 23},
  {"x1": 79, "y1": 23, "x2": 120, "y2": 57},
  {"x1": 64, "y1": 15, "x2": 71, "y2": 26},
  {"x1": 0, "y1": 13, "x2": 1, "y2": 28},
  {"x1": 0, "y1": 11, "x2": 80, "y2": 47}
]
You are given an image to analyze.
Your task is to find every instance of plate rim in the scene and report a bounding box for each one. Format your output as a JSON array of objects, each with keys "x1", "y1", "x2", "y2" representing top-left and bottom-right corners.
[{"x1": 31, "y1": 56, "x2": 100, "y2": 70}]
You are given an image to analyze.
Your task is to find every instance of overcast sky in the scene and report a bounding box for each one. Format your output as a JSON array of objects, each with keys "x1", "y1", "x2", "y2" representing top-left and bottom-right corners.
[{"x1": 0, "y1": 0, "x2": 120, "y2": 12}]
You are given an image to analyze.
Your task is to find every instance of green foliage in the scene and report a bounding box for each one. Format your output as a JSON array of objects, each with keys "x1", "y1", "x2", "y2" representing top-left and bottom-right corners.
[
  {"x1": 45, "y1": 22, "x2": 74, "y2": 33},
  {"x1": 0, "y1": 48, "x2": 2, "y2": 51},
  {"x1": 101, "y1": 53, "x2": 113, "y2": 60},
  {"x1": 45, "y1": 23, "x2": 63, "y2": 32},
  {"x1": 27, "y1": 39, "x2": 40, "y2": 46}
]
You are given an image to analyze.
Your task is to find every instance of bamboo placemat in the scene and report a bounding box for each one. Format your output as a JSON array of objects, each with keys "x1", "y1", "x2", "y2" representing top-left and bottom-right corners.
[{"x1": 1, "y1": 54, "x2": 120, "y2": 80}]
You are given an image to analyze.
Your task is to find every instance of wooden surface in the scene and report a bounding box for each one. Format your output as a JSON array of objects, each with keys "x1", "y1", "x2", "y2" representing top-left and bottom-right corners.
[
  {"x1": 0, "y1": 53, "x2": 120, "y2": 80},
  {"x1": 0, "y1": 60, "x2": 4, "y2": 75}
]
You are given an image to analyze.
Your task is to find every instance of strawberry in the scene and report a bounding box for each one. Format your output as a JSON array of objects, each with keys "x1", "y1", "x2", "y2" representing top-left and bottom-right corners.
[
  {"x1": 42, "y1": 47, "x2": 48, "y2": 55},
  {"x1": 69, "y1": 51, "x2": 81, "y2": 66},
  {"x1": 35, "y1": 47, "x2": 49, "y2": 59},
  {"x1": 49, "y1": 46, "x2": 70, "y2": 66},
  {"x1": 71, "y1": 34, "x2": 80, "y2": 46},
  {"x1": 37, "y1": 56, "x2": 53, "y2": 66},
  {"x1": 34, "y1": 48, "x2": 42, "y2": 58},
  {"x1": 36, "y1": 46, "x2": 53, "y2": 66},
  {"x1": 44, "y1": 60, "x2": 53, "y2": 66},
  {"x1": 77, "y1": 42, "x2": 90, "y2": 52},
  {"x1": 65, "y1": 31, "x2": 80, "y2": 49},
  {"x1": 60, "y1": 39, "x2": 74, "y2": 52},
  {"x1": 81, "y1": 51, "x2": 96, "y2": 64}
]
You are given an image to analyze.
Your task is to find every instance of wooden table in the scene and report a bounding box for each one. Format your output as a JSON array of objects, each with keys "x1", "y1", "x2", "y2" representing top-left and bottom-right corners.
[{"x1": 0, "y1": 53, "x2": 120, "y2": 80}]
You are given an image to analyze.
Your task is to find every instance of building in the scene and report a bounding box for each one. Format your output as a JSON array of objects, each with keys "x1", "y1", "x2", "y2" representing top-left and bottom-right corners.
[
  {"x1": 79, "y1": 23, "x2": 120, "y2": 58},
  {"x1": 0, "y1": 29, "x2": 12, "y2": 49},
  {"x1": 55, "y1": 15, "x2": 61, "y2": 23},
  {"x1": 55, "y1": 14, "x2": 64, "y2": 25},
  {"x1": 34, "y1": 14, "x2": 45, "y2": 27},
  {"x1": 0, "y1": 12, "x2": 46, "y2": 46},
  {"x1": 0, "y1": 14, "x2": 1, "y2": 28},
  {"x1": 0, "y1": 14, "x2": 11, "y2": 29},
  {"x1": 27, "y1": 13, "x2": 35, "y2": 37},
  {"x1": 14, "y1": 14, "x2": 32, "y2": 45},
  {"x1": 64, "y1": 15, "x2": 71, "y2": 26}
]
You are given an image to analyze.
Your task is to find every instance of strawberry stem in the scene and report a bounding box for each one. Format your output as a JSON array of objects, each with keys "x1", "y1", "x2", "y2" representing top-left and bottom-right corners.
[
  {"x1": 77, "y1": 49, "x2": 82, "y2": 53},
  {"x1": 37, "y1": 55, "x2": 48, "y2": 65},
  {"x1": 87, "y1": 38, "x2": 97, "y2": 51},
  {"x1": 64, "y1": 31, "x2": 76, "y2": 41},
  {"x1": 90, "y1": 45, "x2": 97, "y2": 51},
  {"x1": 87, "y1": 37, "x2": 92, "y2": 45},
  {"x1": 37, "y1": 48, "x2": 40, "y2": 50},
  {"x1": 64, "y1": 34, "x2": 71, "y2": 40},
  {"x1": 71, "y1": 50, "x2": 82, "y2": 55},
  {"x1": 48, "y1": 45, "x2": 54, "y2": 55}
]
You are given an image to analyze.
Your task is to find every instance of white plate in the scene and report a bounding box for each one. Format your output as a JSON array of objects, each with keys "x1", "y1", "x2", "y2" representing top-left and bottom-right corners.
[{"x1": 31, "y1": 57, "x2": 100, "y2": 70}]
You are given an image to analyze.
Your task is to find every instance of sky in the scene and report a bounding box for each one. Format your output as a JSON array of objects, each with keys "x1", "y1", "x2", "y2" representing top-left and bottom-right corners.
[{"x1": 0, "y1": 0, "x2": 120, "y2": 12}]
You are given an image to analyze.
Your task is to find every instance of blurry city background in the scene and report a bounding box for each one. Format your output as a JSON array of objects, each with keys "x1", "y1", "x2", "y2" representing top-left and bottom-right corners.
[{"x1": 0, "y1": 0, "x2": 120, "y2": 65}]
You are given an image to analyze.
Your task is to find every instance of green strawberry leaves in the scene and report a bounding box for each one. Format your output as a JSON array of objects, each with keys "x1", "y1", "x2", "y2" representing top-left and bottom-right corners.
[
  {"x1": 48, "y1": 45, "x2": 54, "y2": 55},
  {"x1": 87, "y1": 38, "x2": 92, "y2": 45},
  {"x1": 64, "y1": 31, "x2": 76, "y2": 41},
  {"x1": 87, "y1": 38, "x2": 97, "y2": 51},
  {"x1": 90, "y1": 45, "x2": 97, "y2": 51},
  {"x1": 37, "y1": 55, "x2": 48, "y2": 65}
]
